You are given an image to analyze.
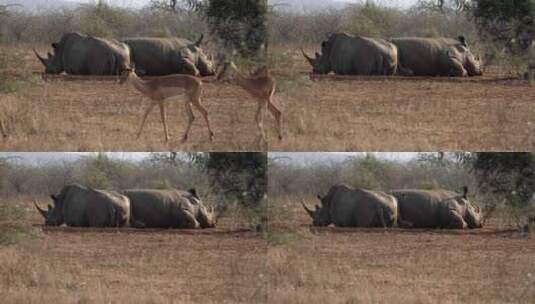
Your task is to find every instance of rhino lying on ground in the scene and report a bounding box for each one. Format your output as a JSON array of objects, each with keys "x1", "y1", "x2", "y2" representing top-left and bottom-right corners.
[
  {"x1": 302, "y1": 184, "x2": 398, "y2": 227},
  {"x1": 123, "y1": 35, "x2": 214, "y2": 76},
  {"x1": 34, "y1": 32, "x2": 131, "y2": 75},
  {"x1": 303, "y1": 32, "x2": 398, "y2": 75},
  {"x1": 123, "y1": 188, "x2": 216, "y2": 229},
  {"x1": 391, "y1": 36, "x2": 482, "y2": 77},
  {"x1": 34, "y1": 184, "x2": 131, "y2": 227},
  {"x1": 390, "y1": 187, "x2": 483, "y2": 229}
]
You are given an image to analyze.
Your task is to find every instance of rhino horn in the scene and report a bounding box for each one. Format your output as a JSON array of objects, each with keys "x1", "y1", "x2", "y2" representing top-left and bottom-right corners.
[
  {"x1": 301, "y1": 200, "x2": 315, "y2": 218},
  {"x1": 34, "y1": 49, "x2": 48, "y2": 66},
  {"x1": 34, "y1": 200, "x2": 48, "y2": 219},
  {"x1": 194, "y1": 34, "x2": 204, "y2": 47},
  {"x1": 301, "y1": 49, "x2": 315, "y2": 66}
]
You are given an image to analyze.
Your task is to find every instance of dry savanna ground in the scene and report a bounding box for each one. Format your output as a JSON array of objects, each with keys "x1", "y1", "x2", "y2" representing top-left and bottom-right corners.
[
  {"x1": 2, "y1": 196, "x2": 535, "y2": 303},
  {"x1": 1, "y1": 44, "x2": 534, "y2": 151},
  {"x1": 265, "y1": 196, "x2": 535, "y2": 303},
  {"x1": 0, "y1": 197, "x2": 268, "y2": 303}
]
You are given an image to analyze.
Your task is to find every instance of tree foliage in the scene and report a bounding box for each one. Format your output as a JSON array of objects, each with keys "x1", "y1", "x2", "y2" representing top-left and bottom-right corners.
[
  {"x1": 155, "y1": 0, "x2": 268, "y2": 56},
  {"x1": 200, "y1": 152, "x2": 267, "y2": 206},
  {"x1": 461, "y1": 153, "x2": 535, "y2": 207}
]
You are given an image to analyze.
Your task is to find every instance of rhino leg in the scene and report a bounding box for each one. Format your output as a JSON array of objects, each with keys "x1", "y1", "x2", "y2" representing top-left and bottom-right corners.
[
  {"x1": 446, "y1": 209, "x2": 468, "y2": 229},
  {"x1": 180, "y1": 210, "x2": 200, "y2": 229},
  {"x1": 445, "y1": 55, "x2": 468, "y2": 77},
  {"x1": 397, "y1": 65, "x2": 414, "y2": 76},
  {"x1": 397, "y1": 213, "x2": 414, "y2": 228}
]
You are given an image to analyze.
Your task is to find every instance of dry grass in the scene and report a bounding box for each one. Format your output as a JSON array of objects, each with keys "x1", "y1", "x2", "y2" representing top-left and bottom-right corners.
[
  {"x1": 3, "y1": 195, "x2": 535, "y2": 303},
  {"x1": 0, "y1": 197, "x2": 268, "y2": 304},
  {"x1": 1, "y1": 44, "x2": 534, "y2": 151},
  {"x1": 266, "y1": 196, "x2": 535, "y2": 303}
]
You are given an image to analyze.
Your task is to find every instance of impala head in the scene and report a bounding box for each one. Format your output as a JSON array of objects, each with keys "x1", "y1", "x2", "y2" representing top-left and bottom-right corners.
[{"x1": 119, "y1": 65, "x2": 136, "y2": 84}]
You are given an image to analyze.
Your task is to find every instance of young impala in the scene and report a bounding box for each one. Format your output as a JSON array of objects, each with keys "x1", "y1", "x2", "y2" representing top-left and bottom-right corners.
[{"x1": 216, "y1": 61, "x2": 283, "y2": 145}]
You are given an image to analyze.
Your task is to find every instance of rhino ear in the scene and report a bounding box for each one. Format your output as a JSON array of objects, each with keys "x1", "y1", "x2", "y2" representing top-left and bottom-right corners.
[
  {"x1": 462, "y1": 186, "x2": 468, "y2": 199},
  {"x1": 188, "y1": 188, "x2": 200, "y2": 199},
  {"x1": 194, "y1": 34, "x2": 204, "y2": 47},
  {"x1": 458, "y1": 35, "x2": 467, "y2": 47}
]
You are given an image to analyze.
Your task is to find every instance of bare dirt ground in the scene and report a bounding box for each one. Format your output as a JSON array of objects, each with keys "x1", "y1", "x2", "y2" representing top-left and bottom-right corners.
[
  {"x1": 1, "y1": 44, "x2": 534, "y2": 151},
  {"x1": 265, "y1": 196, "x2": 535, "y2": 303}
]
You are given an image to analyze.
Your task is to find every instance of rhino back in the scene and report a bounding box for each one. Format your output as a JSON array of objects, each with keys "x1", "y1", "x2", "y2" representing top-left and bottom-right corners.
[
  {"x1": 391, "y1": 38, "x2": 447, "y2": 76},
  {"x1": 125, "y1": 189, "x2": 187, "y2": 227},
  {"x1": 328, "y1": 186, "x2": 390, "y2": 227},
  {"x1": 123, "y1": 38, "x2": 190, "y2": 75},
  {"x1": 61, "y1": 184, "x2": 90, "y2": 226},
  {"x1": 330, "y1": 35, "x2": 391, "y2": 75},
  {"x1": 88, "y1": 37, "x2": 131, "y2": 75},
  {"x1": 92, "y1": 189, "x2": 130, "y2": 227},
  {"x1": 392, "y1": 189, "x2": 459, "y2": 228},
  {"x1": 61, "y1": 33, "x2": 91, "y2": 74}
]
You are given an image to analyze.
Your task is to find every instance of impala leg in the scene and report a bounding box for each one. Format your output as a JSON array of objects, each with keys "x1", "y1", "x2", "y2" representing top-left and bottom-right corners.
[
  {"x1": 191, "y1": 96, "x2": 214, "y2": 141},
  {"x1": 0, "y1": 119, "x2": 7, "y2": 138},
  {"x1": 255, "y1": 100, "x2": 267, "y2": 145},
  {"x1": 182, "y1": 101, "x2": 195, "y2": 143},
  {"x1": 137, "y1": 102, "x2": 157, "y2": 139},
  {"x1": 158, "y1": 101, "x2": 170, "y2": 142},
  {"x1": 267, "y1": 99, "x2": 283, "y2": 141},
  {"x1": 191, "y1": 92, "x2": 214, "y2": 141}
]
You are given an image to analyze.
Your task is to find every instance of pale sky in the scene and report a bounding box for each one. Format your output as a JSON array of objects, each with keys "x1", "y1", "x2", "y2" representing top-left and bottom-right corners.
[{"x1": 64, "y1": 0, "x2": 419, "y2": 9}]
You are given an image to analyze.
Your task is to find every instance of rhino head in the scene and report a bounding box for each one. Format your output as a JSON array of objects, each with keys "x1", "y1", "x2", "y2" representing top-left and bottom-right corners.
[
  {"x1": 464, "y1": 202, "x2": 483, "y2": 228},
  {"x1": 198, "y1": 204, "x2": 217, "y2": 228},
  {"x1": 459, "y1": 186, "x2": 484, "y2": 228},
  {"x1": 34, "y1": 42, "x2": 64, "y2": 74},
  {"x1": 179, "y1": 34, "x2": 215, "y2": 77},
  {"x1": 301, "y1": 194, "x2": 331, "y2": 226},
  {"x1": 34, "y1": 193, "x2": 65, "y2": 226},
  {"x1": 302, "y1": 36, "x2": 336, "y2": 74},
  {"x1": 452, "y1": 37, "x2": 483, "y2": 76},
  {"x1": 186, "y1": 188, "x2": 217, "y2": 228}
]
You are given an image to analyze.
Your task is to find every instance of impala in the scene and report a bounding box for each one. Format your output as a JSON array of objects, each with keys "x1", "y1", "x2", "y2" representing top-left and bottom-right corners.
[
  {"x1": 119, "y1": 67, "x2": 214, "y2": 143},
  {"x1": 216, "y1": 61, "x2": 283, "y2": 145}
]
